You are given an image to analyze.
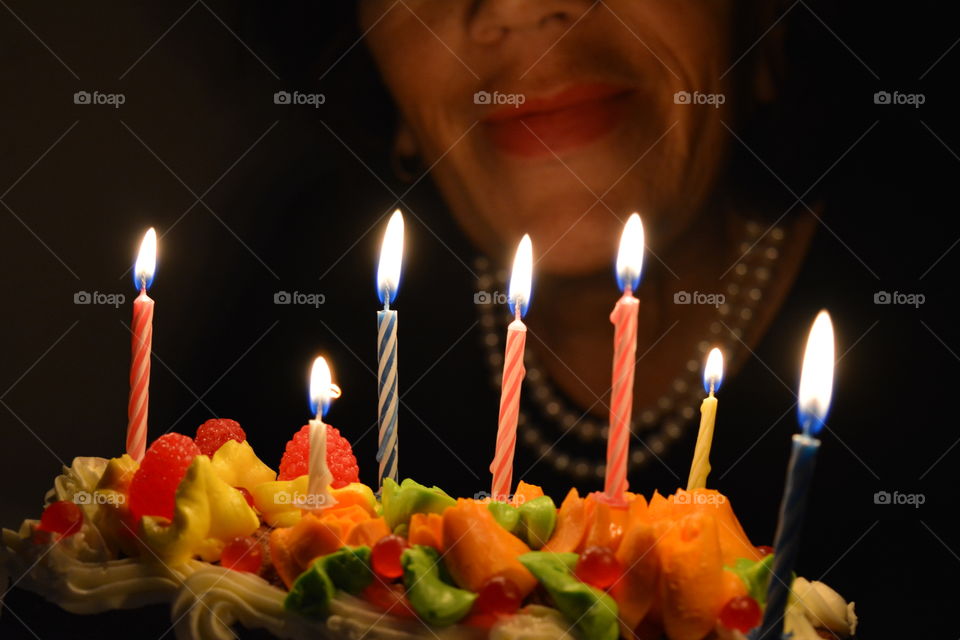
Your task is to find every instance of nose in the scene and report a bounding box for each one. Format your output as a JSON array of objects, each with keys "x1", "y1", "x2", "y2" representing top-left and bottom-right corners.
[{"x1": 469, "y1": 0, "x2": 595, "y2": 44}]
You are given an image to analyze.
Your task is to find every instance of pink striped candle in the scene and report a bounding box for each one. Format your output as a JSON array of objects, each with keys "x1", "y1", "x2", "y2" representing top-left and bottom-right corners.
[
  {"x1": 127, "y1": 228, "x2": 157, "y2": 462},
  {"x1": 490, "y1": 235, "x2": 533, "y2": 501},
  {"x1": 605, "y1": 214, "x2": 644, "y2": 500}
]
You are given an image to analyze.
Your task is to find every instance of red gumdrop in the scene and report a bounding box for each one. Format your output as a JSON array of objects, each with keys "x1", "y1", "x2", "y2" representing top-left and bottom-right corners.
[
  {"x1": 719, "y1": 595, "x2": 762, "y2": 632},
  {"x1": 220, "y1": 536, "x2": 263, "y2": 573},
  {"x1": 277, "y1": 424, "x2": 360, "y2": 488},
  {"x1": 575, "y1": 546, "x2": 623, "y2": 590},
  {"x1": 474, "y1": 576, "x2": 522, "y2": 615},
  {"x1": 235, "y1": 486, "x2": 255, "y2": 508},
  {"x1": 756, "y1": 545, "x2": 774, "y2": 557},
  {"x1": 195, "y1": 419, "x2": 246, "y2": 457},
  {"x1": 361, "y1": 582, "x2": 416, "y2": 618},
  {"x1": 371, "y1": 534, "x2": 408, "y2": 580},
  {"x1": 128, "y1": 433, "x2": 202, "y2": 523},
  {"x1": 38, "y1": 501, "x2": 84, "y2": 537}
]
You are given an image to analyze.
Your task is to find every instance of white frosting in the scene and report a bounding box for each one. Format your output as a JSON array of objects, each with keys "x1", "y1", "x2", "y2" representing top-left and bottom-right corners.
[
  {"x1": 172, "y1": 567, "x2": 488, "y2": 640},
  {"x1": 787, "y1": 577, "x2": 858, "y2": 638}
]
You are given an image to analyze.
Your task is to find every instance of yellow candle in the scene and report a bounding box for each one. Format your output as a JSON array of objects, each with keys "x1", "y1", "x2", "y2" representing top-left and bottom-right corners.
[{"x1": 687, "y1": 348, "x2": 724, "y2": 490}]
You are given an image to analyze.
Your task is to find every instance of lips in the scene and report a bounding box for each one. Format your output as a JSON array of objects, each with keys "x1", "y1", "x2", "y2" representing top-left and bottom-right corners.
[{"x1": 481, "y1": 83, "x2": 633, "y2": 158}]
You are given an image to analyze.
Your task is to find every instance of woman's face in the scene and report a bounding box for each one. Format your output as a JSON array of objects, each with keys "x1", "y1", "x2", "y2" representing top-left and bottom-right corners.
[{"x1": 360, "y1": 0, "x2": 740, "y2": 274}]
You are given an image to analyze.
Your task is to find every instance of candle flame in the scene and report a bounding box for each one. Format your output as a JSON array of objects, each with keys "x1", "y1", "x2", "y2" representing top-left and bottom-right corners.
[
  {"x1": 133, "y1": 228, "x2": 157, "y2": 291},
  {"x1": 615, "y1": 213, "x2": 644, "y2": 293},
  {"x1": 377, "y1": 209, "x2": 404, "y2": 305},
  {"x1": 508, "y1": 234, "x2": 533, "y2": 318},
  {"x1": 797, "y1": 310, "x2": 834, "y2": 436},
  {"x1": 703, "y1": 347, "x2": 724, "y2": 393},
  {"x1": 309, "y1": 356, "x2": 341, "y2": 418}
]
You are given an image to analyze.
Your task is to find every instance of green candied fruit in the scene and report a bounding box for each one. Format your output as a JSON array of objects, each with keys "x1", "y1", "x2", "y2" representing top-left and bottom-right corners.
[
  {"x1": 401, "y1": 545, "x2": 477, "y2": 626},
  {"x1": 488, "y1": 501, "x2": 521, "y2": 533},
  {"x1": 727, "y1": 553, "x2": 786, "y2": 607},
  {"x1": 518, "y1": 551, "x2": 619, "y2": 640},
  {"x1": 381, "y1": 478, "x2": 457, "y2": 530},
  {"x1": 285, "y1": 546, "x2": 373, "y2": 619},
  {"x1": 516, "y1": 496, "x2": 557, "y2": 550}
]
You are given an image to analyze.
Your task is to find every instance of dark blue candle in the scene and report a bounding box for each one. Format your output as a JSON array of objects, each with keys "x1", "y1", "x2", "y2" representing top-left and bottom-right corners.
[{"x1": 756, "y1": 311, "x2": 834, "y2": 639}]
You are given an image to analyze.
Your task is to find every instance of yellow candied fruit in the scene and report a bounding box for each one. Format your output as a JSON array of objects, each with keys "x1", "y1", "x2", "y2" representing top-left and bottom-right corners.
[
  {"x1": 140, "y1": 455, "x2": 259, "y2": 566},
  {"x1": 250, "y1": 478, "x2": 377, "y2": 528},
  {"x1": 250, "y1": 476, "x2": 309, "y2": 528},
  {"x1": 92, "y1": 454, "x2": 140, "y2": 557},
  {"x1": 96, "y1": 454, "x2": 139, "y2": 492},
  {"x1": 210, "y1": 440, "x2": 276, "y2": 491}
]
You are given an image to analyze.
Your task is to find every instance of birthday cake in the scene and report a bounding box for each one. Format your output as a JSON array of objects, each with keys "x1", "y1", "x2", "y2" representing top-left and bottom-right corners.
[{"x1": 1, "y1": 418, "x2": 856, "y2": 640}]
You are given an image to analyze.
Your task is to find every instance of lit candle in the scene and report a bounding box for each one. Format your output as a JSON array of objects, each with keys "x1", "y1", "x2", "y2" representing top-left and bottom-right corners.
[
  {"x1": 490, "y1": 234, "x2": 533, "y2": 502},
  {"x1": 686, "y1": 347, "x2": 724, "y2": 490},
  {"x1": 126, "y1": 228, "x2": 157, "y2": 462},
  {"x1": 757, "y1": 310, "x2": 835, "y2": 639},
  {"x1": 307, "y1": 356, "x2": 342, "y2": 511},
  {"x1": 376, "y1": 209, "x2": 404, "y2": 488},
  {"x1": 605, "y1": 214, "x2": 644, "y2": 501}
]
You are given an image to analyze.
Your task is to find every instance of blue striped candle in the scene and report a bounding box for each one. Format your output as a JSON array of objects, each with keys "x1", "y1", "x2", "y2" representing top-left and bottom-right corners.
[
  {"x1": 376, "y1": 210, "x2": 404, "y2": 488},
  {"x1": 756, "y1": 310, "x2": 834, "y2": 639},
  {"x1": 377, "y1": 307, "x2": 399, "y2": 485}
]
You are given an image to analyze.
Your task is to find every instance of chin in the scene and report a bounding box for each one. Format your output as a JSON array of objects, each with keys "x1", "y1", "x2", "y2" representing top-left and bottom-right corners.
[{"x1": 527, "y1": 218, "x2": 620, "y2": 275}]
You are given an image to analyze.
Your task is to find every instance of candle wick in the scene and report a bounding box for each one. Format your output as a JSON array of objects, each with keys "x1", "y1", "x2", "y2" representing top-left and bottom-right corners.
[{"x1": 139, "y1": 276, "x2": 146, "y2": 292}]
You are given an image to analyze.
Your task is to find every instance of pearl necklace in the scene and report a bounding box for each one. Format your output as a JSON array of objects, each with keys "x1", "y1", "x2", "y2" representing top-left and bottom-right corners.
[{"x1": 475, "y1": 220, "x2": 785, "y2": 481}]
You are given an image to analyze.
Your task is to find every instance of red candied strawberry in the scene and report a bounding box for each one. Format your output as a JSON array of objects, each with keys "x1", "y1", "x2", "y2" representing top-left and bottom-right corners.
[
  {"x1": 278, "y1": 424, "x2": 359, "y2": 488},
  {"x1": 195, "y1": 418, "x2": 246, "y2": 456},
  {"x1": 128, "y1": 433, "x2": 201, "y2": 523}
]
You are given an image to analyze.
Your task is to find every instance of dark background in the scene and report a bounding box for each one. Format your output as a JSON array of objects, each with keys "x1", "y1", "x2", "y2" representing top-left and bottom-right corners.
[{"x1": 1, "y1": 2, "x2": 957, "y2": 637}]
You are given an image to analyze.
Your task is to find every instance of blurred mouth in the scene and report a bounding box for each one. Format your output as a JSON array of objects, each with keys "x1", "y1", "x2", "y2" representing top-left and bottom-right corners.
[{"x1": 481, "y1": 83, "x2": 633, "y2": 158}]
